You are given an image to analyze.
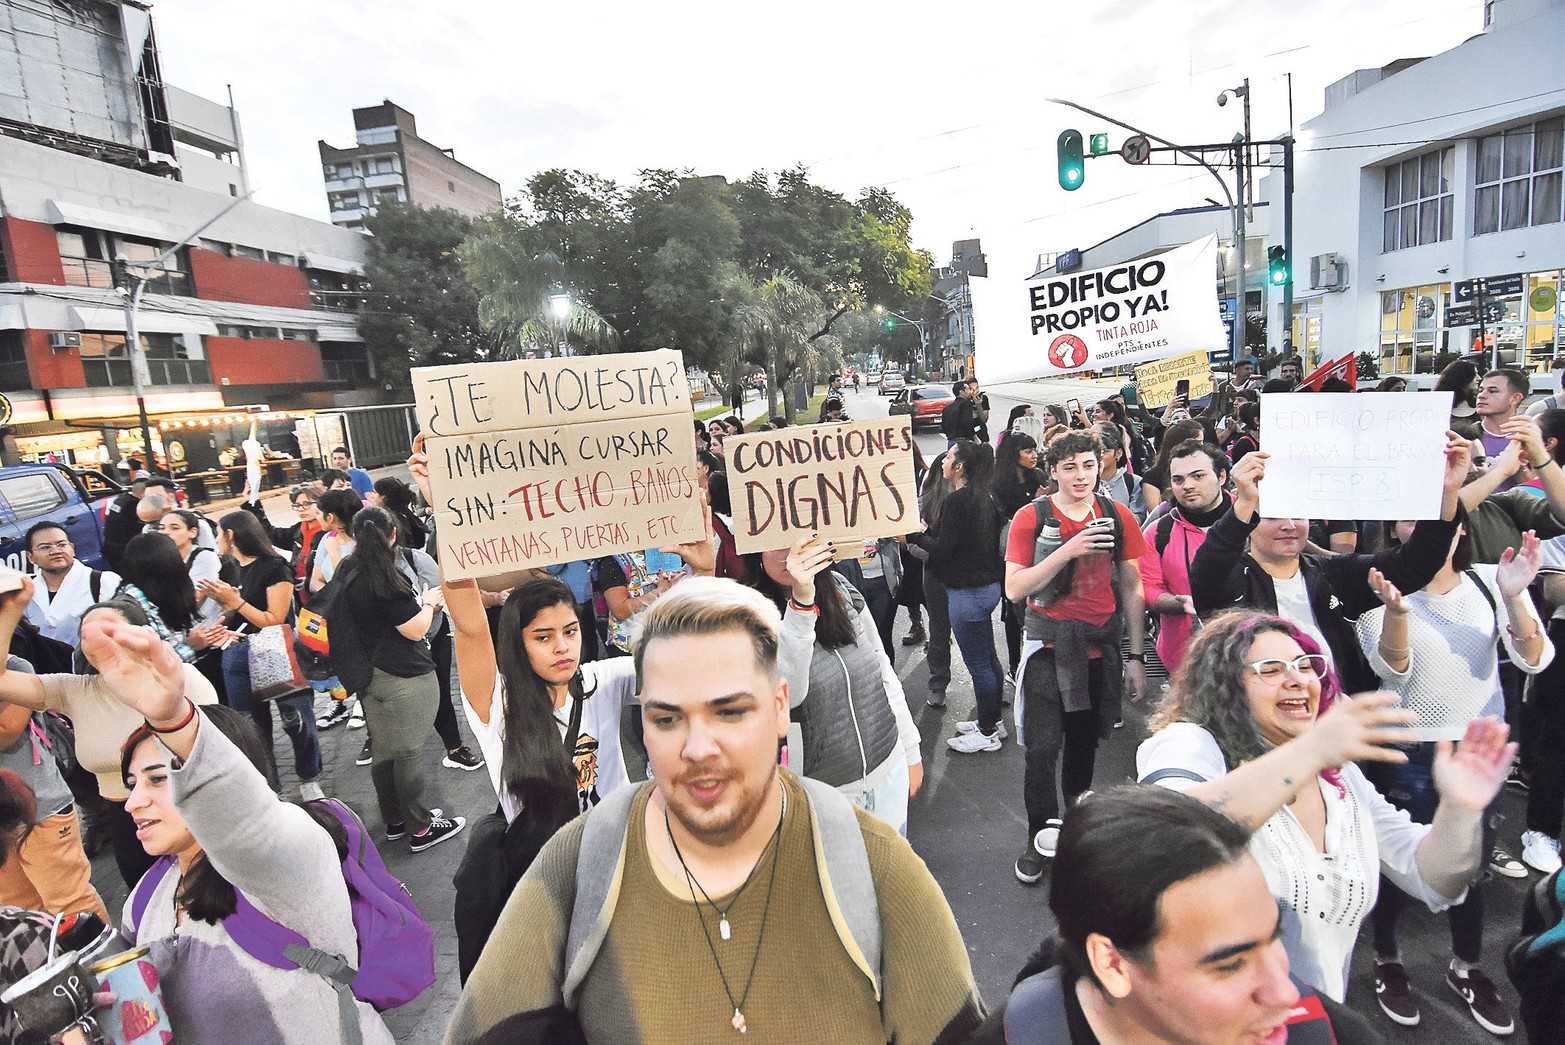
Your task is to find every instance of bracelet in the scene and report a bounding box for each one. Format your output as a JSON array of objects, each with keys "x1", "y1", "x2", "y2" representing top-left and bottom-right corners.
[
  {"x1": 147, "y1": 697, "x2": 197, "y2": 735},
  {"x1": 1531, "y1": 457, "x2": 1556, "y2": 469},
  {"x1": 1378, "y1": 642, "x2": 1410, "y2": 655},
  {"x1": 788, "y1": 597, "x2": 820, "y2": 616},
  {"x1": 1508, "y1": 624, "x2": 1542, "y2": 643}
]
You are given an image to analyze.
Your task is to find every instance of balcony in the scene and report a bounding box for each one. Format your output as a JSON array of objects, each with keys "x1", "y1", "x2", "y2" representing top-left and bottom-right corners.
[
  {"x1": 324, "y1": 174, "x2": 366, "y2": 191},
  {"x1": 324, "y1": 359, "x2": 372, "y2": 383},
  {"x1": 82, "y1": 357, "x2": 213, "y2": 388},
  {"x1": 310, "y1": 289, "x2": 366, "y2": 313}
]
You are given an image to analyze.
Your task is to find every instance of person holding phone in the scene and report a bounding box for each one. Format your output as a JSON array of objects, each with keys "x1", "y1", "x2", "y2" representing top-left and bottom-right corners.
[
  {"x1": 1138, "y1": 610, "x2": 1514, "y2": 1004},
  {"x1": 594, "y1": 549, "x2": 687, "y2": 657}
]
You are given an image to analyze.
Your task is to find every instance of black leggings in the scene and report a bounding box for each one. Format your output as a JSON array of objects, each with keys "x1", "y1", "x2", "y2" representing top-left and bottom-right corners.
[
  {"x1": 1527, "y1": 619, "x2": 1565, "y2": 837},
  {"x1": 1022, "y1": 652, "x2": 1103, "y2": 835},
  {"x1": 430, "y1": 619, "x2": 461, "y2": 751}
]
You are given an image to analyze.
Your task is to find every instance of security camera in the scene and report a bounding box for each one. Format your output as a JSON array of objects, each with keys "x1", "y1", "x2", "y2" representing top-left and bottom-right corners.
[{"x1": 1217, "y1": 93, "x2": 1229, "y2": 107}]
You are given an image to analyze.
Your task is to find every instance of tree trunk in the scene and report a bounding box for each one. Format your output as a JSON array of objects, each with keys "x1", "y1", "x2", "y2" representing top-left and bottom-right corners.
[{"x1": 766, "y1": 344, "x2": 781, "y2": 422}]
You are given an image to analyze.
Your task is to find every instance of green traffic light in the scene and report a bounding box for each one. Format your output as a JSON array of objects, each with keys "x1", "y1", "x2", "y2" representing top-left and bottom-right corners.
[
  {"x1": 882, "y1": 317, "x2": 896, "y2": 331},
  {"x1": 1057, "y1": 129, "x2": 1085, "y2": 192},
  {"x1": 1267, "y1": 245, "x2": 1289, "y2": 287},
  {"x1": 1089, "y1": 133, "x2": 1110, "y2": 156}
]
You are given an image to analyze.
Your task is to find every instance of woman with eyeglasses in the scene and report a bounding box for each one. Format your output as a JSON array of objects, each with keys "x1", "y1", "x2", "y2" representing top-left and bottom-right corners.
[
  {"x1": 1350, "y1": 528, "x2": 1548, "y2": 1031},
  {"x1": 239, "y1": 481, "x2": 326, "y2": 602},
  {"x1": 1135, "y1": 610, "x2": 1515, "y2": 1003}
]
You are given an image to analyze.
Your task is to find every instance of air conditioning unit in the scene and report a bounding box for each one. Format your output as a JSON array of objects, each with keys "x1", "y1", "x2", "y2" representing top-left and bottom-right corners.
[
  {"x1": 47, "y1": 332, "x2": 82, "y2": 350},
  {"x1": 1309, "y1": 253, "x2": 1347, "y2": 292}
]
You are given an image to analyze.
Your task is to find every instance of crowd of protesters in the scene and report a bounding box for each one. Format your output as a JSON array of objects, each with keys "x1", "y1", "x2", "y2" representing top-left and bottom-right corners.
[{"x1": 5, "y1": 360, "x2": 1565, "y2": 1045}]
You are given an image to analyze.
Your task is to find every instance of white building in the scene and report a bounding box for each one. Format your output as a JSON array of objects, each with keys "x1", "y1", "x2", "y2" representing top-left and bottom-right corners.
[{"x1": 1282, "y1": 0, "x2": 1565, "y2": 380}]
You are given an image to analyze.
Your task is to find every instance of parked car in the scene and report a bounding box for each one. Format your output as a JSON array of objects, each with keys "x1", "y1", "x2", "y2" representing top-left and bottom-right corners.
[
  {"x1": 0, "y1": 464, "x2": 122, "y2": 572},
  {"x1": 865, "y1": 370, "x2": 883, "y2": 387},
  {"x1": 889, "y1": 384, "x2": 956, "y2": 430},
  {"x1": 878, "y1": 370, "x2": 906, "y2": 396}
]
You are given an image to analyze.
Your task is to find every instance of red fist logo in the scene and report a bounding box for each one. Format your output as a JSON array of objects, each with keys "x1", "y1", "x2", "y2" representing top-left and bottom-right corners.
[{"x1": 1048, "y1": 334, "x2": 1089, "y2": 371}]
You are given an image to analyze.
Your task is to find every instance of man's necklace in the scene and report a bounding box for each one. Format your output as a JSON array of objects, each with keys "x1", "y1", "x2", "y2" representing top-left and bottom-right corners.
[{"x1": 664, "y1": 781, "x2": 786, "y2": 1034}]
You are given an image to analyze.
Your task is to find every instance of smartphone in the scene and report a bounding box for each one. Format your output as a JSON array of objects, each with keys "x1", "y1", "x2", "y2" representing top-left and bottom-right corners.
[
  {"x1": 1174, "y1": 379, "x2": 1190, "y2": 401},
  {"x1": 643, "y1": 548, "x2": 684, "y2": 575},
  {"x1": 1066, "y1": 397, "x2": 1082, "y2": 417}
]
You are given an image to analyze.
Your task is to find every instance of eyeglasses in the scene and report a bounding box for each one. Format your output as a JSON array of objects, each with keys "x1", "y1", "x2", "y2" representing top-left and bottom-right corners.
[
  {"x1": 1246, "y1": 654, "x2": 1328, "y2": 682},
  {"x1": 31, "y1": 540, "x2": 71, "y2": 552},
  {"x1": 292, "y1": 499, "x2": 317, "y2": 508}
]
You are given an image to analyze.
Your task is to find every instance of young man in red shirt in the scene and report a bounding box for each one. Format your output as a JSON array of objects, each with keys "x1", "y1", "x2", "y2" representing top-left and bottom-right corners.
[{"x1": 1003, "y1": 430, "x2": 1147, "y2": 885}]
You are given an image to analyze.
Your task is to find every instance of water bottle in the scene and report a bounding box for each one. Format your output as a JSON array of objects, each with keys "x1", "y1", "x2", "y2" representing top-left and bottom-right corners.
[{"x1": 1032, "y1": 522, "x2": 1069, "y2": 606}]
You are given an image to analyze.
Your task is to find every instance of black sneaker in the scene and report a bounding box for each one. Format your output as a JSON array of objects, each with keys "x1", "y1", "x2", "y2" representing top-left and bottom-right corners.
[
  {"x1": 410, "y1": 813, "x2": 467, "y2": 853},
  {"x1": 901, "y1": 627, "x2": 927, "y2": 647},
  {"x1": 316, "y1": 702, "x2": 352, "y2": 730},
  {"x1": 1374, "y1": 961, "x2": 1421, "y2": 1026},
  {"x1": 442, "y1": 746, "x2": 485, "y2": 771},
  {"x1": 387, "y1": 808, "x2": 441, "y2": 842},
  {"x1": 1015, "y1": 847, "x2": 1046, "y2": 885},
  {"x1": 355, "y1": 737, "x2": 373, "y2": 766}
]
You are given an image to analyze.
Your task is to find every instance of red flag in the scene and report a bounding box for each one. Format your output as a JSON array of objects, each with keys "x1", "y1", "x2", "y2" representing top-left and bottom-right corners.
[{"x1": 1297, "y1": 352, "x2": 1356, "y2": 391}]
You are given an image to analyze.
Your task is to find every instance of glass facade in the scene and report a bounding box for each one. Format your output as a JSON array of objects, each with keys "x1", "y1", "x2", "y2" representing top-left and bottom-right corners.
[{"x1": 1379, "y1": 269, "x2": 1565, "y2": 373}]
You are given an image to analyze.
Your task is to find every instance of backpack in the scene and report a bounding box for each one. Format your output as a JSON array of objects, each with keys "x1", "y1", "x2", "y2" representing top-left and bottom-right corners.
[
  {"x1": 87, "y1": 569, "x2": 104, "y2": 603},
  {"x1": 1507, "y1": 868, "x2": 1565, "y2": 1041},
  {"x1": 295, "y1": 560, "x2": 375, "y2": 693},
  {"x1": 128, "y1": 799, "x2": 435, "y2": 1034},
  {"x1": 1013, "y1": 492, "x2": 1124, "y2": 613}
]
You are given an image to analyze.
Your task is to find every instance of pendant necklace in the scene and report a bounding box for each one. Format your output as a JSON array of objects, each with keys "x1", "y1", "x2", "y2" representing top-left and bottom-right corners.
[{"x1": 664, "y1": 781, "x2": 786, "y2": 1033}]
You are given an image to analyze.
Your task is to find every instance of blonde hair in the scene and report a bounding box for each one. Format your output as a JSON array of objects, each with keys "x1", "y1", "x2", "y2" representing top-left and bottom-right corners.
[
  {"x1": 631, "y1": 577, "x2": 782, "y2": 682},
  {"x1": 1011, "y1": 415, "x2": 1047, "y2": 444}
]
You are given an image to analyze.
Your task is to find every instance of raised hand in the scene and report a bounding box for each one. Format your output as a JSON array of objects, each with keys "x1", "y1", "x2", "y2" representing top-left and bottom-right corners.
[
  {"x1": 1500, "y1": 415, "x2": 1549, "y2": 467},
  {"x1": 1497, "y1": 529, "x2": 1542, "y2": 599},
  {"x1": 1443, "y1": 430, "x2": 1473, "y2": 492},
  {"x1": 1305, "y1": 690, "x2": 1417, "y2": 769},
  {"x1": 1432, "y1": 716, "x2": 1516, "y2": 813},
  {"x1": 784, "y1": 534, "x2": 836, "y2": 606},
  {"x1": 1366, "y1": 567, "x2": 1407, "y2": 614},
  {"x1": 1488, "y1": 438, "x2": 1525, "y2": 479},
  {"x1": 662, "y1": 489, "x2": 716, "y2": 576},
  {"x1": 0, "y1": 574, "x2": 34, "y2": 624},
  {"x1": 81, "y1": 617, "x2": 187, "y2": 725},
  {"x1": 1230, "y1": 451, "x2": 1268, "y2": 499},
  {"x1": 407, "y1": 432, "x2": 434, "y2": 505}
]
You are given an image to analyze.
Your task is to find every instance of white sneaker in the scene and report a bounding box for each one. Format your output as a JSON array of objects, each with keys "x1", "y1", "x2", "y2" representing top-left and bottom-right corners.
[
  {"x1": 1522, "y1": 830, "x2": 1563, "y2": 874},
  {"x1": 299, "y1": 781, "x2": 325, "y2": 802},
  {"x1": 947, "y1": 730, "x2": 1002, "y2": 754},
  {"x1": 1033, "y1": 819, "x2": 1064, "y2": 858},
  {"x1": 956, "y1": 719, "x2": 1008, "y2": 740},
  {"x1": 347, "y1": 702, "x2": 366, "y2": 730}
]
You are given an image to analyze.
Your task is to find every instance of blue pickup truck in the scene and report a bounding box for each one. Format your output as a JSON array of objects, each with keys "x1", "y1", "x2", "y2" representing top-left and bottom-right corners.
[{"x1": 0, "y1": 464, "x2": 124, "y2": 573}]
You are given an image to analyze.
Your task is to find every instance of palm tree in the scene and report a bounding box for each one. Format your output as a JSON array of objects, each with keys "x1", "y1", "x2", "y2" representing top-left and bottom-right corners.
[
  {"x1": 462, "y1": 221, "x2": 618, "y2": 357},
  {"x1": 725, "y1": 270, "x2": 823, "y2": 422}
]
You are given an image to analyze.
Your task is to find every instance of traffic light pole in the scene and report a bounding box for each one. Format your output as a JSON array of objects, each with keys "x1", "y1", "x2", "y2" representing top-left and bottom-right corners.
[
  {"x1": 1282, "y1": 135, "x2": 1295, "y2": 362},
  {"x1": 1234, "y1": 139, "x2": 1246, "y2": 364}
]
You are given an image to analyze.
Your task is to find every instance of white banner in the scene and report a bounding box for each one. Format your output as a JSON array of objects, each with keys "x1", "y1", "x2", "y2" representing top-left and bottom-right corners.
[
  {"x1": 972, "y1": 234, "x2": 1228, "y2": 383},
  {"x1": 1258, "y1": 392, "x2": 1453, "y2": 521}
]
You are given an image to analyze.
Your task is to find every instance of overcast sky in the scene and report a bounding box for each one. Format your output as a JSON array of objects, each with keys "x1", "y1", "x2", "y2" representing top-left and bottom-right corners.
[{"x1": 151, "y1": 0, "x2": 1485, "y2": 284}]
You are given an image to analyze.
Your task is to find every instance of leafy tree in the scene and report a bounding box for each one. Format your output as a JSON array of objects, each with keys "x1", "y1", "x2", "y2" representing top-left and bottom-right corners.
[
  {"x1": 358, "y1": 202, "x2": 499, "y2": 390},
  {"x1": 727, "y1": 270, "x2": 824, "y2": 421}
]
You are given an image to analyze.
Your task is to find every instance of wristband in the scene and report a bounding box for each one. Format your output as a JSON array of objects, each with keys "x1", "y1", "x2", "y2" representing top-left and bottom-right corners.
[
  {"x1": 147, "y1": 697, "x2": 197, "y2": 735},
  {"x1": 788, "y1": 597, "x2": 820, "y2": 616},
  {"x1": 1532, "y1": 457, "x2": 1556, "y2": 469},
  {"x1": 1508, "y1": 624, "x2": 1541, "y2": 643}
]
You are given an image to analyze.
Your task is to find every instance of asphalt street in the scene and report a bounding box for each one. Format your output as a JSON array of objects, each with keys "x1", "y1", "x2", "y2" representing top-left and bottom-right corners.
[{"x1": 84, "y1": 380, "x2": 1533, "y2": 1043}]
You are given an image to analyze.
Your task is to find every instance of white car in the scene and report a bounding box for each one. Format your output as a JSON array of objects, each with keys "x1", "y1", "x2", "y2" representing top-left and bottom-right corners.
[
  {"x1": 878, "y1": 371, "x2": 905, "y2": 395},
  {"x1": 865, "y1": 370, "x2": 883, "y2": 386}
]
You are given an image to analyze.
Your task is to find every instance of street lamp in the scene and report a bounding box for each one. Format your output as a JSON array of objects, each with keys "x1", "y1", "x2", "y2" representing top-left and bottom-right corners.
[
  {"x1": 549, "y1": 291, "x2": 570, "y2": 357},
  {"x1": 1217, "y1": 79, "x2": 1252, "y2": 362},
  {"x1": 112, "y1": 190, "x2": 254, "y2": 476}
]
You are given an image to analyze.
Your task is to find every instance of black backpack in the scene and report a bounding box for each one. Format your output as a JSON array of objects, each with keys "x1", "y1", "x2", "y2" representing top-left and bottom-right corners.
[
  {"x1": 1507, "y1": 868, "x2": 1565, "y2": 1041},
  {"x1": 293, "y1": 559, "x2": 376, "y2": 694}
]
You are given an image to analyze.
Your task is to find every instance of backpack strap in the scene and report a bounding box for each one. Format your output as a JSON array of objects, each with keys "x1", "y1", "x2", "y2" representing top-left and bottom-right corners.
[
  {"x1": 798, "y1": 775, "x2": 882, "y2": 1000},
  {"x1": 1139, "y1": 767, "x2": 1209, "y2": 787},
  {"x1": 1154, "y1": 512, "x2": 1178, "y2": 557},
  {"x1": 128, "y1": 855, "x2": 177, "y2": 933},
  {"x1": 88, "y1": 570, "x2": 103, "y2": 603},
  {"x1": 563, "y1": 783, "x2": 641, "y2": 1007},
  {"x1": 1464, "y1": 569, "x2": 1499, "y2": 618}
]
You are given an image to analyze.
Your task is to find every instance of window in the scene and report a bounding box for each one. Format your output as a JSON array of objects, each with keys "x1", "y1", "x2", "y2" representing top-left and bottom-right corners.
[
  {"x1": 267, "y1": 252, "x2": 297, "y2": 266},
  {"x1": 448, "y1": 180, "x2": 456, "y2": 192},
  {"x1": 0, "y1": 332, "x2": 29, "y2": 392},
  {"x1": 0, "y1": 473, "x2": 65, "y2": 524},
  {"x1": 198, "y1": 239, "x2": 230, "y2": 255},
  {"x1": 329, "y1": 193, "x2": 360, "y2": 212},
  {"x1": 1382, "y1": 148, "x2": 1454, "y2": 251},
  {"x1": 279, "y1": 328, "x2": 314, "y2": 341},
  {"x1": 372, "y1": 156, "x2": 396, "y2": 174},
  {"x1": 231, "y1": 244, "x2": 265, "y2": 261},
  {"x1": 78, "y1": 333, "x2": 210, "y2": 387},
  {"x1": 216, "y1": 324, "x2": 248, "y2": 338},
  {"x1": 1475, "y1": 118, "x2": 1565, "y2": 234},
  {"x1": 375, "y1": 189, "x2": 401, "y2": 205},
  {"x1": 320, "y1": 342, "x2": 371, "y2": 383}
]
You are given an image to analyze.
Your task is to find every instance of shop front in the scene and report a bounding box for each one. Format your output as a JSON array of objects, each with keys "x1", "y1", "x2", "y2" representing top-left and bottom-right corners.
[{"x1": 1376, "y1": 269, "x2": 1565, "y2": 377}]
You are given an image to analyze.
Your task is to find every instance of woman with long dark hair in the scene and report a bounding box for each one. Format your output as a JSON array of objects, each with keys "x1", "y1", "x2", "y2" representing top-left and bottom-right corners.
[
  {"x1": 198, "y1": 511, "x2": 324, "y2": 803},
  {"x1": 100, "y1": 616, "x2": 393, "y2": 1044},
  {"x1": 910, "y1": 440, "x2": 1008, "y2": 752},
  {"x1": 374, "y1": 476, "x2": 429, "y2": 552},
  {"x1": 1136, "y1": 610, "x2": 1513, "y2": 1002},
  {"x1": 309, "y1": 489, "x2": 363, "y2": 594},
  {"x1": 335, "y1": 506, "x2": 462, "y2": 852},
  {"x1": 1436, "y1": 359, "x2": 1482, "y2": 435},
  {"x1": 992, "y1": 432, "x2": 1046, "y2": 681},
  {"x1": 114, "y1": 532, "x2": 224, "y2": 667},
  {"x1": 407, "y1": 444, "x2": 713, "y2": 977}
]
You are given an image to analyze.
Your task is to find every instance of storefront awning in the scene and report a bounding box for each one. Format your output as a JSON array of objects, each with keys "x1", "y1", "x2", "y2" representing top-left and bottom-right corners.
[
  {"x1": 46, "y1": 200, "x2": 178, "y2": 242},
  {"x1": 69, "y1": 306, "x2": 220, "y2": 337},
  {"x1": 300, "y1": 251, "x2": 364, "y2": 276}
]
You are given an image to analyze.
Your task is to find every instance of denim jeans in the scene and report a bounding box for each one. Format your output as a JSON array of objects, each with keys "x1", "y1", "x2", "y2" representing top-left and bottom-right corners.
[
  {"x1": 222, "y1": 640, "x2": 323, "y2": 784},
  {"x1": 1364, "y1": 742, "x2": 1495, "y2": 963},
  {"x1": 947, "y1": 582, "x2": 1004, "y2": 735}
]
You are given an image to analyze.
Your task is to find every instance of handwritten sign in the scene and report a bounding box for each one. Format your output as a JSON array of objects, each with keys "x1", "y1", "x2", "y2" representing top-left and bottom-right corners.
[
  {"x1": 725, "y1": 419, "x2": 922, "y2": 554},
  {"x1": 412, "y1": 350, "x2": 705, "y2": 579},
  {"x1": 1135, "y1": 350, "x2": 1211, "y2": 407},
  {"x1": 1259, "y1": 391, "x2": 1453, "y2": 521}
]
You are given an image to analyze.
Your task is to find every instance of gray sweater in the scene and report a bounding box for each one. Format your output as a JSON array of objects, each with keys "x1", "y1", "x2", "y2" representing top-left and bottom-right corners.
[{"x1": 123, "y1": 716, "x2": 393, "y2": 1045}]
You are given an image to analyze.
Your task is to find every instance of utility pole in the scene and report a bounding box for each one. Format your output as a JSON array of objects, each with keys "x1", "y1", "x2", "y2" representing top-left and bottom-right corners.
[
  {"x1": 113, "y1": 190, "x2": 254, "y2": 476},
  {"x1": 1282, "y1": 135, "x2": 1296, "y2": 362}
]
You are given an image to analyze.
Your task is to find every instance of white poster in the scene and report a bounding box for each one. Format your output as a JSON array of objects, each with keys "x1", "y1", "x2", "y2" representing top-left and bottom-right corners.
[
  {"x1": 972, "y1": 235, "x2": 1228, "y2": 383},
  {"x1": 1258, "y1": 392, "x2": 1453, "y2": 521}
]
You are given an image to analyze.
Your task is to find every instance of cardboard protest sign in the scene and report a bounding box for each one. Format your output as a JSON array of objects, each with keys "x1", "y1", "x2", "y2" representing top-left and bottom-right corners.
[
  {"x1": 1259, "y1": 391, "x2": 1453, "y2": 522},
  {"x1": 412, "y1": 350, "x2": 705, "y2": 579},
  {"x1": 725, "y1": 419, "x2": 921, "y2": 555},
  {"x1": 1134, "y1": 350, "x2": 1211, "y2": 407},
  {"x1": 971, "y1": 235, "x2": 1228, "y2": 383}
]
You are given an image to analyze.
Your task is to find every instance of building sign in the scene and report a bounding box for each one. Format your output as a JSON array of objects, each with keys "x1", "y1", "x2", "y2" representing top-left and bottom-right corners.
[
  {"x1": 1454, "y1": 273, "x2": 1526, "y2": 302},
  {"x1": 970, "y1": 235, "x2": 1228, "y2": 382},
  {"x1": 412, "y1": 350, "x2": 705, "y2": 580},
  {"x1": 724, "y1": 419, "x2": 921, "y2": 554}
]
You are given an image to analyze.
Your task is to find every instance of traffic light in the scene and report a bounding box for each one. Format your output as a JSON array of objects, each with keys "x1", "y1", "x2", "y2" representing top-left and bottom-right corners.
[
  {"x1": 1057, "y1": 130, "x2": 1085, "y2": 191},
  {"x1": 882, "y1": 316, "x2": 896, "y2": 332},
  {"x1": 1089, "y1": 132, "x2": 1110, "y2": 156},
  {"x1": 1267, "y1": 245, "x2": 1289, "y2": 287}
]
